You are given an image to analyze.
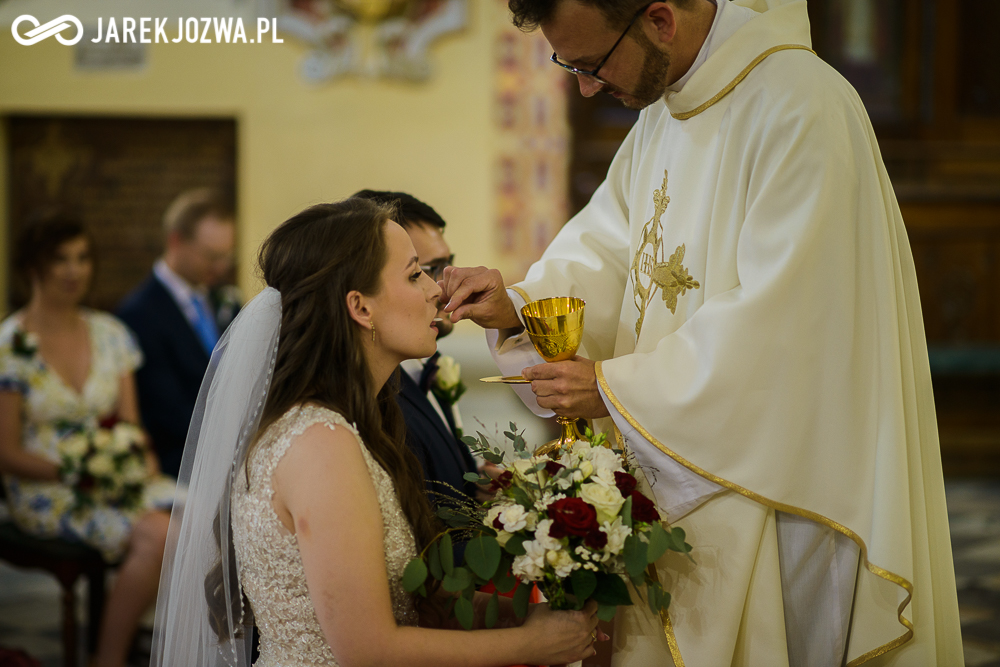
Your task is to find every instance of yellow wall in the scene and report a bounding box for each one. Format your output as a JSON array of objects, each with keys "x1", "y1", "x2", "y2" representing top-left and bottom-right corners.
[{"x1": 0, "y1": 3, "x2": 511, "y2": 307}]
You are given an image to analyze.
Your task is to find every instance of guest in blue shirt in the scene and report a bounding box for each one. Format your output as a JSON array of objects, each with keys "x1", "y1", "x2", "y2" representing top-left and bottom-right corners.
[{"x1": 117, "y1": 188, "x2": 240, "y2": 477}]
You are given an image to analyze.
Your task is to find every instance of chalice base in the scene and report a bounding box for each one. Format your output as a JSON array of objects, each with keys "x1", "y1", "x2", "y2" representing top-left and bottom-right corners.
[{"x1": 534, "y1": 416, "x2": 586, "y2": 458}]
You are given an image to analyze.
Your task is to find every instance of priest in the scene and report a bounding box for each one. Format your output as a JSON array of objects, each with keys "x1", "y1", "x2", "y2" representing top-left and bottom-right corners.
[{"x1": 440, "y1": 0, "x2": 964, "y2": 665}]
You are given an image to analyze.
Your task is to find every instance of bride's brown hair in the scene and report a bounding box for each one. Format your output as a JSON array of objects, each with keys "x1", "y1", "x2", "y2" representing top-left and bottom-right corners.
[{"x1": 206, "y1": 198, "x2": 439, "y2": 640}]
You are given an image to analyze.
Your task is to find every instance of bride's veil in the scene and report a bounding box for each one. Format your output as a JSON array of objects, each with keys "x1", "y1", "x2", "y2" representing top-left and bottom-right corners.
[{"x1": 151, "y1": 286, "x2": 282, "y2": 667}]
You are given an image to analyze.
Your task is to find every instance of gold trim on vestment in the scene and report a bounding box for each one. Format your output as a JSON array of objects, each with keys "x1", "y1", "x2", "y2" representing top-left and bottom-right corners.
[
  {"x1": 596, "y1": 362, "x2": 914, "y2": 665},
  {"x1": 644, "y1": 564, "x2": 687, "y2": 667},
  {"x1": 670, "y1": 45, "x2": 816, "y2": 121}
]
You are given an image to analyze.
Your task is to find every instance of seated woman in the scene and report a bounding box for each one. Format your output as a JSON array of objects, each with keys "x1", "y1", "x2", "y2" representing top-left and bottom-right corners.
[
  {"x1": 0, "y1": 212, "x2": 175, "y2": 667},
  {"x1": 152, "y1": 199, "x2": 599, "y2": 666}
]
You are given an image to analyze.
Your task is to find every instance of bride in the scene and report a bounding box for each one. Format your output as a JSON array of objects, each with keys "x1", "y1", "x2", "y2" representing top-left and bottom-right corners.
[{"x1": 150, "y1": 198, "x2": 599, "y2": 666}]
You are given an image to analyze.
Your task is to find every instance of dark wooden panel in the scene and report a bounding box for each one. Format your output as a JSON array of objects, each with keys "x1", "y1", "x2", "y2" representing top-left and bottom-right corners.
[{"x1": 6, "y1": 116, "x2": 236, "y2": 312}]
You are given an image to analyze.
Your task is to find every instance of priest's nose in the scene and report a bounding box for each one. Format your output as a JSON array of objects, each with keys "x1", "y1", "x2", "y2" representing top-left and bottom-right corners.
[{"x1": 577, "y1": 74, "x2": 604, "y2": 98}]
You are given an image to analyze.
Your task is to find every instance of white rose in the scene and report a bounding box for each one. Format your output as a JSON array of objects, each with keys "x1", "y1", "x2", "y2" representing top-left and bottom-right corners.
[
  {"x1": 603, "y1": 517, "x2": 632, "y2": 556},
  {"x1": 580, "y1": 482, "x2": 626, "y2": 525},
  {"x1": 486, "y1": 503, "x2": 506, "y2": 527},
  {"x1": 435, "y1": 355, "x2": 462, "y2": 390},
  {"x1": 511, "y1": 457, "x2": 547, "y2": 480},
  {"x1": 498, "y1": 505, "x2": 531, "y2": 533},
  {"x1": 59, "y1": 434, "x2": 89, "y2": 459},
  {"x1": 86, "y1": 453, "x2": 115, "y2": 477},
  {"x1": 534, "y1": 519, "x2": 563, "y2": 551},
  {"x1": 546, "y1": 549, "x2": 579, "y2": 578}
]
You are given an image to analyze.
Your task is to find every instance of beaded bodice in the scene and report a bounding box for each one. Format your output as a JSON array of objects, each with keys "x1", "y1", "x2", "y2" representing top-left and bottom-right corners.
[{"x1": 231, "y1": 404, "x2": 418, "y2": 666}]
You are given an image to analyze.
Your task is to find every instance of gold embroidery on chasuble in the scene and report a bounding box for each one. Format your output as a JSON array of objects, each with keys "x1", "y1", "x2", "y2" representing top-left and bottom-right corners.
[{"x1": 630, "y1": 171, "x2": 701, "y2": 338}]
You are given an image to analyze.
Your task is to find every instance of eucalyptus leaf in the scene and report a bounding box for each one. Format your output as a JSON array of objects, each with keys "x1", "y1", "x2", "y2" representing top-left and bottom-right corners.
[
  {"x1": 464, "y1": 536, "x2": 502, "y2": 581},
  {"x1": 455, "y1": 595, "x2": 474, "y2": 630},
  {"x1": 647, "y1": 522, "x2": 670, "y2": 563},
  {"x1": 493, "y1": 566, "x2": 517, "y2": 594},
  {"x1": 621, "y1": 496, "x2": 634, "y2": 529},
  {"x1": 440, "y1": 533, "x2": 454, "y2": 575},
  {"x1": 485, "y1": 591, "x2": 500, "y2": 629},
  {"x1": 509, "y1": 421, "x2": 517, "y2": 432},
  {"x1": 512, "y1": 580, "x2": 531, "y2": 619},
  {"x1": 508, "y1": 486, "x2": 534, "y2": 510},
  {"x1": 401, "y1": 559, "x2": 428, "y2": 593},
  {"x1": 461, "y1": 435, "x2": 480, "y2": 448},
  {"x1": 591, "y1": 572, "x2": 633, "y2": 607},
  {"x1": 624, "y1": 534, "x2": 648, "y2": 581},
  {"x1": 504, "y1": 534, "x2": 527, "y2": 556},
  {"x1": 428, "y1": 541, "x2": 443, "y2": 581},
  {"x1": 570, "y1": 568, "x2": 597, "y2": 602},
  {"x1": 597, "y1": 603, "x2": 618, "y2": 622},
  {"x1": 482, "y1": 451, "x2": 504, "y2": 465},
  {"x1": 442, "y1": 566, "x2": 473, "y2": 593}
]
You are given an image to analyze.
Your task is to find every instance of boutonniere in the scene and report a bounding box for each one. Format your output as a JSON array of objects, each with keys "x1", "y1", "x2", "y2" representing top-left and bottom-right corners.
[
  {"x1": 431, "y1": 354, "x2": 467, "y2": 408},
  {"x1": 12, "y1": 329, "x2": 39, "y2": 359}
]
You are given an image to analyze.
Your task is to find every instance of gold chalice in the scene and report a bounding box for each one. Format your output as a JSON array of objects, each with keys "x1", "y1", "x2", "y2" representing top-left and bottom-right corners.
[{"x1": 521, "y1": 297, "x2": 586, "y2": 457}]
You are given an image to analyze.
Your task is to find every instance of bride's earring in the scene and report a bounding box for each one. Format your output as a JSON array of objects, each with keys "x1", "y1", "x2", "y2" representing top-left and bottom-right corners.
[{"x1": 371, "y1": 320, "x2": 376, "y2": 343}]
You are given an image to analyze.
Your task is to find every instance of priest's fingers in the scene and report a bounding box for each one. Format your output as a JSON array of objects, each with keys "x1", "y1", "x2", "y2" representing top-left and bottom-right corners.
[{"x1": 440, "y1": 267, "x2": 520, "y2": 329}]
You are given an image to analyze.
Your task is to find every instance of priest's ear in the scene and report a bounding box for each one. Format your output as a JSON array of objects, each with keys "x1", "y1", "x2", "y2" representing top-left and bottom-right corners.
[{"x1": 644, "y1": 2, "x2": 679, "y2": 46}]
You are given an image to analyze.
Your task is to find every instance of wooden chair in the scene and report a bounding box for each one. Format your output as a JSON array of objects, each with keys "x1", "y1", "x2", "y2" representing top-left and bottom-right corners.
[{"x1": 0, "y1": 488, "x2": 108, "y2": 667}]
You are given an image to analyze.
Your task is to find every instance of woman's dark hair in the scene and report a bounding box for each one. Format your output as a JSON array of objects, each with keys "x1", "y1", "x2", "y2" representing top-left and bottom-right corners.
[
  {"x1": 14, "y1": 210, "x2": 92, "y2": 283},
  {"x1": 205, "y1": 198, "x2": 440, "y2": 640}
]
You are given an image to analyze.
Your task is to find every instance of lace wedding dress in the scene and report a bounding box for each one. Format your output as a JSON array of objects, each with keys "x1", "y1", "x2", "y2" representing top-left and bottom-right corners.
[{"x1": 231, "y1": 404, "x2": 419, "y2": 666}]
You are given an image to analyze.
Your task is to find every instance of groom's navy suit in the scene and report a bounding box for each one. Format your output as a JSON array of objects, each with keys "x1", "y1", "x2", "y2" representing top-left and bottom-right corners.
[{"x1": 396, "y1": 364, "x2": 477, "y2": 506}]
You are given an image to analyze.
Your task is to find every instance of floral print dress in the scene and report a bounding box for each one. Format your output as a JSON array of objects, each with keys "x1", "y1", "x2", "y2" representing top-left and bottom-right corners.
[{"x1": 0, "y1": 310, "x2": 175, "y2": 561}]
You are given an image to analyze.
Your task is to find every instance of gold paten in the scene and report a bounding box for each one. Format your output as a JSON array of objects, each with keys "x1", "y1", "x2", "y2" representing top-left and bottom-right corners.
[
  {"x1": 479, "y1": 375, "x2": 530, "y2": 384},
  {"x1": 335, "y1": 0, "x2": 409, "y2": 21}
]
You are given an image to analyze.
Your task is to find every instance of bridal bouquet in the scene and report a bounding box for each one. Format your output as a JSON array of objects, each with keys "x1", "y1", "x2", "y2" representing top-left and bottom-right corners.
[
  {"x1": 57, "y1": 421, "x2": 148, "y2": 513},
  {"x1": 402, "y1": 425, "x2": 691, "y2": 629}
]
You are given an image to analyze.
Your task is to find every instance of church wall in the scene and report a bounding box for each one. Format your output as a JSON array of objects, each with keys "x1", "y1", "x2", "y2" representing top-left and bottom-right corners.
[{"x1": 0, "y1": 2, "x2": 513, "y2": 308}]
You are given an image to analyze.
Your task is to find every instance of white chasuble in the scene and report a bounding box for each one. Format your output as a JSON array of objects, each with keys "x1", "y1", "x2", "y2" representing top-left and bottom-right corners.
[{"x1": 489, "y1": 0, "x2": 963, "y2": 665}]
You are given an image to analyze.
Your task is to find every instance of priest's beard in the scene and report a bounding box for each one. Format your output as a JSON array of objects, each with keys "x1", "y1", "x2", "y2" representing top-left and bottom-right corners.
[{"x1": 607, "y1": 31, "x2": 671, "y2": 110}]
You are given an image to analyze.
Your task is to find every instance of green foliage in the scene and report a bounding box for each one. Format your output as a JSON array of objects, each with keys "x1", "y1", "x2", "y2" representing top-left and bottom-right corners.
[
  {"x1": 454, "y1": 595, "x2": 474, "y2": 630},
  {"x1": 503, "y1": 534, "x2": 527, "y2": 556},
  {"x1": 440, "y1": 533, "x2": 454, "y2": 575},
  {"x1": 493, "y1": 565, "x2": 517, "y2": 594},
  {"x1": 401, "y1": 559, "x2": 428, "y2": 593},
  {"x1": 427, "y1": 540, "x2": 443, "y2": 581},
  {"x1": 647, "y1": 522, "x2": 670, "y2": 563},
  {"x1": 591, "y1": 572, "x2": 633, "y2": 607},
  {"x1": 597, "y1": 604, "x2": 618, "y2": 622},
  {"x1": 570, "y1": 569, "x2": 597, "y2": 603},
  {"x1": 512, "y1": 580, "x2": 531, "y2": 619},
  {"x1": 624, "y1": 534, "x2": 648, "y2": 582},
  {"x1": 442, "y1": 566, "x2": 473, "y2": 593},
  {"x1": 485, "y1": 591, "x2": 500, "y2": 629},
  {"x1": 465, "y1": 536, "x2": 502, "y2": 581}
]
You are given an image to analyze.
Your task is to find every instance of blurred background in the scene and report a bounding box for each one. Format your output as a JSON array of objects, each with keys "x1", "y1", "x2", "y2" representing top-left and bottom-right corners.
[{"x1": 0, "y1": 0, "x2": 997, "y2": 665}]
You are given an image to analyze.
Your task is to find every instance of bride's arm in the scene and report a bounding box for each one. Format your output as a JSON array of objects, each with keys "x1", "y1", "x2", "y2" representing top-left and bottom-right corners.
[{"x1": 272, "y1": 423, "x2": 597, "y2": 667}]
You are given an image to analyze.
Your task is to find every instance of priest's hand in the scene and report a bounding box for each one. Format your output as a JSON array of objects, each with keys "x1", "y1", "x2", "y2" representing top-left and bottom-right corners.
[
  {"x1": 523, "y1": 356, "x2": 611, "y2": 420},
  {"x1": 439, "y1": 266, "x2": 522, "y2": 330}
]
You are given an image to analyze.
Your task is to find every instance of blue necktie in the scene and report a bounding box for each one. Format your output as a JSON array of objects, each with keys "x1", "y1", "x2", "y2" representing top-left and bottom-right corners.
[{"x1": 191, "y1": 294, "x2": 220, "y2": 356}]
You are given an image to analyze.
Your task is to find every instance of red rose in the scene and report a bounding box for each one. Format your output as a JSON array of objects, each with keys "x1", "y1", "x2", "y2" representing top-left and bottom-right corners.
[
  {"x1": 584, "y1": 528, "x2": 608, "y2": 550},
  {"x1": 629, "y1": 491, "x2": 660, "y2": 523},
  {"x1": 547, "y1": 497, "x2": 599, "y2": 538},
  {"x1": 78, "y1": 474, "x2": 96, "y2": 493},
  {"x1": 493, "y1": 515, "x2": 504, "y2": 530},
  {"x1": 614, "y1": 471, "x2": 638, "y2": 496},
  {"x1": 490, "y1": 470, "x2": 514, "y2": 492},
  {"x1": 544, "y1": 461, "x2": 565, "y2": 477}
]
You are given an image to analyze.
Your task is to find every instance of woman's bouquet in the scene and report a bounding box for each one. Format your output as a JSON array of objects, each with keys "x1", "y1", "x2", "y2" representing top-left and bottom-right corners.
[
  {"x1": 402, "y1": 424, "x2": 692, "y2": 629},
  {"x1": 57, "y1": 421, "x2": 149, "y2": 513}
]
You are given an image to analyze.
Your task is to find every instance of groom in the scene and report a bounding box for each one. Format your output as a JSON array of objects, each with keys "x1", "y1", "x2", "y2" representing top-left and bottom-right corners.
[{"x1": 353, "y1": 190, "x2": 488, "y2": 508}]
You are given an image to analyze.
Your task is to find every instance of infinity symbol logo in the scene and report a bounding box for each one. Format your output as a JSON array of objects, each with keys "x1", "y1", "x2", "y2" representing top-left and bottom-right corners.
[{"x1": 12, "y1": 15, "x2": 84, "y2": 46}]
